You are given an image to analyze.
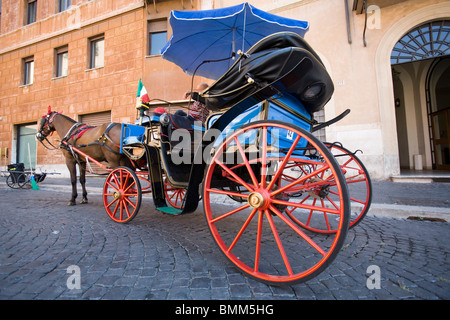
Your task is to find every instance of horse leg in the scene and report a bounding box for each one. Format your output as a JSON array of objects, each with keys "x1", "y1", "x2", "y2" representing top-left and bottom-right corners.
[
  {"x1": 79, "y1": 162, "x2": 88, "y2": 204},
  {"x1": 66, "y1": 158, "x2": 78, "y2": 206}
]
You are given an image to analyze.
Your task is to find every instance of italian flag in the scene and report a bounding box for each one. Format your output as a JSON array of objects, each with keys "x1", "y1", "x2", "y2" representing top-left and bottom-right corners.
[{"x1": 136, "y1": 79, "x2": 150, "y2": 107}]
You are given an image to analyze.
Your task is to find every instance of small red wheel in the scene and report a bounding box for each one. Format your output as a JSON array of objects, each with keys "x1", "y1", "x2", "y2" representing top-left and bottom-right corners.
[
  {"x1": 103, "y1": 166, "x2": 142, "y2": 223},
  {"x1": 164, "y1": 179, "x2": 186, "y2": 209},
  {"x1": 203, "y1": 120, "x2": 350, "y2": 285}
]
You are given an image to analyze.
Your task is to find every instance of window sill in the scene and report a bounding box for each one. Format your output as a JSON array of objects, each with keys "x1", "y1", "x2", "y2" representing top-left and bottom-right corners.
[
  {"x1": 19, "y1": 83, "x2": 33, "y2": 88},
  {"x1": 85, "y1": 66, "x2": 104, "y2": 72},
  {"x1": 52, "y1": 75, "x2": 67, "y2": 80},
  {"x1": 145, "y1": 54, "x2": 162, "y2": 58}
]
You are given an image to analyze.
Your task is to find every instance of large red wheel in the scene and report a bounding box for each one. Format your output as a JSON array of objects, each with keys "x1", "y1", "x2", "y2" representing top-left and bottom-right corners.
[
  {"x1": 203, "y1": 120, "x2": 350, "y2": 285},
  {"x1": 103, "y1": 166, "x2": 142, "y2": 223},
  {"x1": 284, "y1": 143, "x2": 372, "y2": 233}
]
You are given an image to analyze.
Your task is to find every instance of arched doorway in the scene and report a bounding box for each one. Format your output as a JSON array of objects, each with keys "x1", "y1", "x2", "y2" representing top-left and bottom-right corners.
[
  {"x1": 391, "y1": 20, "x2": 450, "y2": 171},
  {"x1": 427, "y1": 57, "x2": 450, "y2": 169}
]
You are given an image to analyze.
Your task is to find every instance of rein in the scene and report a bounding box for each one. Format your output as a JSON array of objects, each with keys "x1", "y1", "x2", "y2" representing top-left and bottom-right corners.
[{"x1": 38, "y1": 136, "x2": 60, "y2": 150}]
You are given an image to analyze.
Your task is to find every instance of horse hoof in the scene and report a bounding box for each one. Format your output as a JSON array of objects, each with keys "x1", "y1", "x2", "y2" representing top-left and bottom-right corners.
[
  {"x1": 80, "y1": 199, "x2": 88, "y2": 204},
  {"x1": 67, "y1": 201, "x2": 76, "y2": 206}
]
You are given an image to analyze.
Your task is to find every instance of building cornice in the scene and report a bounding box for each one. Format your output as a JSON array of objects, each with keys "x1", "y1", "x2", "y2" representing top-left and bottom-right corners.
[{"x1": 0, "y1": 1, "x2": 145, "y2": 55}]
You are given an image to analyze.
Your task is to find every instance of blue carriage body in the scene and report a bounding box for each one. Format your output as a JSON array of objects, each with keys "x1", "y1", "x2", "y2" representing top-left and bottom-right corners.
[{"x1": 206, "y1": 93, "x2": 313, "y2": 157}]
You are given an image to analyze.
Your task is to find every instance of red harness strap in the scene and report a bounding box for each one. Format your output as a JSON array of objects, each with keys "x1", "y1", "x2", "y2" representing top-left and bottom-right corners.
[{"x1": 74, "y1": 126, "x2": 94, "y2": 140}]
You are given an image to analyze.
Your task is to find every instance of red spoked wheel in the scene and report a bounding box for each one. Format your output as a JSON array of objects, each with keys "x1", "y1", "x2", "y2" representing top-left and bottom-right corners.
[
  {"x1": 164, "y1": 179, "x2": 186, "y2": 209},
  {"x1": 203, "y1": 120, "x2": 350, "y2": 285},
  {"x1": 283, "y1": 142, "x2": 372, "y2": 233},
  {"x1": 103, "y1": 166, "x2": 142, "y2": 223}
]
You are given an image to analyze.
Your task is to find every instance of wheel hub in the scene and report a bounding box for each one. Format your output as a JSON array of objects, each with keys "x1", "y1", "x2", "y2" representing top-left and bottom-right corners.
[
  {"x1": 248, "y1": 190, "x2": 270, "y2": 209},
  {"x1": 113, "y1": 191, "x2": 122, "y2": 200},
  {"x1": 307, "y1": 177, "x2": 330, "y2": 199}
]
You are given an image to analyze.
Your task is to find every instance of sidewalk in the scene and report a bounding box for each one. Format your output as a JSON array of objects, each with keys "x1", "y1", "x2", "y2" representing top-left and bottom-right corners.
[{"x1": 9, "y1": 174, "x2": 448, "y2": 222}]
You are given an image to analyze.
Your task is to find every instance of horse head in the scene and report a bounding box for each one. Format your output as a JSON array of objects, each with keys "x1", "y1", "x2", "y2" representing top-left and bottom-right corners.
[{"x1": 36, "y1": 106, "x2": 61, "y2": 142}]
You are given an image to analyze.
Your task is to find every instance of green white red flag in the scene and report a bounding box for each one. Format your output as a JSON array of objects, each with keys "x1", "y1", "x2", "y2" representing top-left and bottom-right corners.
[{"x1": 136, "y1": 79, "x2": 150, "y2": 107}]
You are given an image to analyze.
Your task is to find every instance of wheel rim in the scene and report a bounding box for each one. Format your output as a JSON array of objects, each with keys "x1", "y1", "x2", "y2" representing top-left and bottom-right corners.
[
  {"x1": 103, "y1": 167, "x2": 142, "y2": 223},
  {"x1": 203, "y1": 121, "x2": 350, "y2": 285}
]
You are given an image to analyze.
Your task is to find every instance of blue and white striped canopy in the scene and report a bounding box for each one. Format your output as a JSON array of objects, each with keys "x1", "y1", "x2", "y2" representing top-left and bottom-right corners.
[{"x1": 161, "y1": 2, "x2": 309, "y2": 80}]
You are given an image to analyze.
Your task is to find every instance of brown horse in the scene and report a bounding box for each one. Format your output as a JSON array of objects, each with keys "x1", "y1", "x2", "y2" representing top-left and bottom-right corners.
[{"x1": 37, "y1": 107, "x2": 131, "y2": 205}]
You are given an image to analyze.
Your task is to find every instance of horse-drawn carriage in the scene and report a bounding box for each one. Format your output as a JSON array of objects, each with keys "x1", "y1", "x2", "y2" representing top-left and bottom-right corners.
[{"x1": 36, "y1": 5, "x2": 371, "y2": 286}]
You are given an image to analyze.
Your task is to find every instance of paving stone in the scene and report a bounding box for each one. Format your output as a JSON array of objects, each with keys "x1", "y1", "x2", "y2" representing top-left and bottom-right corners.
[{"x1": 0, "y1": 187, "x2": 448, "y2": 300}]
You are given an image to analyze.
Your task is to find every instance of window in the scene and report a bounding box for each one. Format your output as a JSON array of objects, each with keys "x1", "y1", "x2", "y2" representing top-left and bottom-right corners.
[
  {"x1": 148, "y1": 20, "x2": 167, "y2": 56},
  {"x1": 55, "y1": 46, "x2": 68, "y2": 77},
  {"x1": 58, "y1": 0, "x2": 71, "y2": 12},
  {"x1": 16, "y1": 123, "x2": 38, "y2": 169},
  {"x1": 391, "y1": 20, "x2": 450, "y2": 65},
  {"x1": 26, "y1": 0, "x2": 37, "y2": 25},
  {"x1": 89, "y1": 35, "x2": 104, "y2": 69},
  {"x1": 23, "y1": 56, "x2": 34, "y2": 85}
]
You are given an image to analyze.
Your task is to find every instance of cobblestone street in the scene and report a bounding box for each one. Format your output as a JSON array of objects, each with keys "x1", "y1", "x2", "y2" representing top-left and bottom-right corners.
[{"x1": 0, "y1": 186, "x2": 449, "y2": 300}]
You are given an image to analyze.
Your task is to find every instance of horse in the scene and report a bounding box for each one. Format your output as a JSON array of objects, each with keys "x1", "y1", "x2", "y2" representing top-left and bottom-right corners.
[{"x1": 36, "y1": 107, "x2": 131, "y2": 206}]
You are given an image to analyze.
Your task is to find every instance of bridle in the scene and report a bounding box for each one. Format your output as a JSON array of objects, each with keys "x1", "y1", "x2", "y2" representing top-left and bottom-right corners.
[{"x1": 36, "y1": 108, "x2": 60, "y2": 150}]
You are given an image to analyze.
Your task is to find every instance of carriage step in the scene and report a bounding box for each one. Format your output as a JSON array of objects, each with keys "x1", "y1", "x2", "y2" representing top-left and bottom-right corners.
[{"x1": 156, "y1": 206, "x2": 183, "y2": 215}]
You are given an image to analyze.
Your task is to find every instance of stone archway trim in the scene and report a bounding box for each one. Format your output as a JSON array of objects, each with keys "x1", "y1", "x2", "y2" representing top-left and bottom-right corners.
[{"x1": 375, "y1": 2, "x2": 450, "y2": 178}]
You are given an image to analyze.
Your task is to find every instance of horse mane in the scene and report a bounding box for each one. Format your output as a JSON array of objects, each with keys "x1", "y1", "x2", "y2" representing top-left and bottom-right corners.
[{"x1": 56, "y1": 112, "x2": 80, "y2": 125}]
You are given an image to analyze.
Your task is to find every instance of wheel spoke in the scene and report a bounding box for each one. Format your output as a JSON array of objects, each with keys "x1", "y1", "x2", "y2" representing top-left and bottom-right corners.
[
  {"x1": 123, "y1": 200, "x2": 132, "y2": 219},
  {"x1": 106, "y1": 197, "x2": 118, "y2": 209},
  {"x1": 210, "y1": 203, "x2": 250, "y2": 224},
  {"x1": 234, "y1": 136, "x2": 259, "y2": 188},
  {"x1": 206, "y1": 188, "x2": 249, "y2": 199},
  {"x1": 227, "y1": 208, "x2": 258, "y2": 253},
  {"x1": 271, "y1": 163, "x2": 330, "y2": 197},
  {"x1": 119, "y1": 200, "x2": 124, "y2": 221},
  {"x1": 110, "y1": 198, "x2": 119, "y2": 218},
  {"x1": 215, "y1": 159, "x2": 254, "y2": 192},
  {"x1": 306, "y1": 198, "x2": 317, "y2": 226},
  {"x1": 321, "y1": 199, "x2": 331, "y2": 231},
  {"x1": 106, "y1": 178, "x2": 119, "y2": 192},
  {"x1": 267, "y1": 135, "x2": 301, "y2": 191},
  {"x1": 259, "y1": 126, "x2": 268, "y2": 188},
  {"x1": 265, "y1": 210, "x2": 293, "y2": 275},
  {"x1": 272, "y1": 198, "x2": 340, "y2": 215},
  {"x1": 254, "y1": 210, "x2": 264, "y2": 273},
  {"x1": 328, "y1": 189, "x2": 367, "y2": 205},
  {"x1": 269, "y1": 205, "x2": 326, "y2": 256},
  {"x1": 344, "y1": 177, "x2": 367, "y2": 184},
  {"x1": 123, "y1": 195, "x2": 137, "y2": 209}
]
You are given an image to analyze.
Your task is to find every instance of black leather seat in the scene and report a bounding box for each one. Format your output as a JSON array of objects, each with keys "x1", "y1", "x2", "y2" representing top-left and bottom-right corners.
[{"x1": 202, "y1": 32, "x2": 334, "y2": 115}]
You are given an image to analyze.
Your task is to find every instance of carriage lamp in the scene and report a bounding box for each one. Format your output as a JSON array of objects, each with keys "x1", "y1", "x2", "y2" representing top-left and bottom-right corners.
[
  {"x1": 302, "y1": 83, "x2": 324, "y2": 100},
  {"x1": 160, "y1": 113, "x2": 170, "y2": 126}
]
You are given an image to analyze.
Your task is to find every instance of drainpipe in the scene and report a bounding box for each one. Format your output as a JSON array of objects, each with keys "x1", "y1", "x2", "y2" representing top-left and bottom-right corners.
[
  {"x1": 363, "y1": 0, "x2": 368, "y2": 46},
  {"x1": 345, "y1": 0, "x2": 352, "y2": 44}
]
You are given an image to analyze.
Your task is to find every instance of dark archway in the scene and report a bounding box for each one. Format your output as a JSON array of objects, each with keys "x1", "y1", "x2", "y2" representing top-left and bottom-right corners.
[{"x1": 391, "y1": 20, "x2": 450, "y2": 171}]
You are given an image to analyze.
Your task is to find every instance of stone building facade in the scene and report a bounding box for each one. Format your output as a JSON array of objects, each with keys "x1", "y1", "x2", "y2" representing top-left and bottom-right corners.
[{"x1": 0, "y1": 0, "x2": 449, "y2": 179}]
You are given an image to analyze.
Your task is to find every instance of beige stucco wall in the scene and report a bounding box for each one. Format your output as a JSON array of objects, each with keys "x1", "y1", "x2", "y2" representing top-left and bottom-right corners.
[
  {"x1": 1, "y1": 0, "x2": 448, "y2": 179},
  {"x1": 216, "y1": 0, "x2": 450, "y2": 179}
]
